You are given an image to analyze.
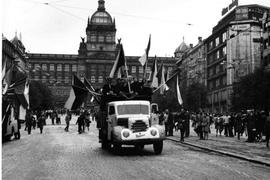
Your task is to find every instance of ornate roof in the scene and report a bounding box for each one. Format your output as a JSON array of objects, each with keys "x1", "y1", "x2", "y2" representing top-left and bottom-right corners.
[
  {"x1": 90, "y1": 0, "x2": 113, "y2": 24},
  {"x1": 175, "y1": 40, "x2": 189, "y2": 53}
]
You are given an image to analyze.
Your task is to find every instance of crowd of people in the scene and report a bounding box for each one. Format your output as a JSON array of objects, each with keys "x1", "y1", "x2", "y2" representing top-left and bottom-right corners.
[
  {"x1": 151, "y1": 108, "x2": 270, "y2": 148},
  {"x1": 23, "y1": 106, "x2": 270, "y2": 148}
]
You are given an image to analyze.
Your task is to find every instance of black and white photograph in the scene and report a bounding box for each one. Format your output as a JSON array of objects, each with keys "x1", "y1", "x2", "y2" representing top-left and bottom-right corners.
[{"x1": 2, "y1": 0, "x2": 270, "y2": 179}]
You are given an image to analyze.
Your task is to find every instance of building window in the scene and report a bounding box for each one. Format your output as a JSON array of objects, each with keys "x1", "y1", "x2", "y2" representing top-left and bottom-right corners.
[
  {"x1": 34, "y1": 64, "x2": 40, "y2": 71},
  {"x1": 106, "y1": 35, "x2": 112, "y2": 42},
  {"x1": 34, "y1": 75, "x2": 39, "y2": 80},
  {"x1": 98, "y1": 76, "x2": 103, "y2": 83},
  {"x1": 64, "y1": 64, "x2": 70, "y2": 72},
  {"x1": 42, "y1": 75, "x2": 46, "y2": 83},
  {"x1": 131, "y1": 66, "x2": 136, "y2": 73},
  {"x1": 65, "y1": 76, "x2": 70, "y2": 84},
  {"x1": 98, "y1": 35, "x2": 104, "y2": 42},
  {"x1": 209, "y1": 41, "x2": 213, "y2": 50},
  {"x1": 57, "y1": 64, "x2": 62, "y2": 71},
  {"x1": 216, "y1": 51, "x2": 220, "y2": 60},
  {"x1": 41, "y1": 64, "x2": 47, "y2": 71},
  {"x1": 91, "y1": 76, "x2": 96, "y2": 83},
  {"x1": 139, "y1": 66, "x2": 143, "y2": 74},
  {"x1": 222, "y1": 46, "x2": 227, "y2": 56},
  {"x1": 215, "y1": 37, "x2": 219, "y2": 47},
  {"x1": 90, "y1": 35, "x2": 96, "y2": 42},
  {"x1": 49, "y1": 64, "x2": 54, "y2": 71},
  {"x1": 72, "y1": 65, "x2": 77, "y2": 72},
  {"x1": 216, "y1": 78, "x2": 220, "y2": 87},
  {"x1": 222, "y1": 32, "x2": 226, "y2": 42}
]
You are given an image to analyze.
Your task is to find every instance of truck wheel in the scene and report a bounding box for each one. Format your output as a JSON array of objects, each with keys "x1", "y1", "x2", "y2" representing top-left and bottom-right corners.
[
  {"x1": 101, "y1": 141, "x2": 110, "y2": 149},
  {"x1": 153, "y1": 141, "x2": 163, "y2": 155},
  {"x1": 113, "y1": 143, "x2": 121, "y2": 152}
]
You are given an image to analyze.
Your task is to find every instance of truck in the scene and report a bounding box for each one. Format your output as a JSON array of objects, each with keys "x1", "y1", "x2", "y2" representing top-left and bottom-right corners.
[{"x1": 97, "y1": 96, "x2": 165, "y2": 154}]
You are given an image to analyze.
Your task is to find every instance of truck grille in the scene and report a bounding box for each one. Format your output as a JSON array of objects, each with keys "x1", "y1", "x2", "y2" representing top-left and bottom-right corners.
[{"x1": 131, "y1": 120, "x2": 147, "y2": 132}]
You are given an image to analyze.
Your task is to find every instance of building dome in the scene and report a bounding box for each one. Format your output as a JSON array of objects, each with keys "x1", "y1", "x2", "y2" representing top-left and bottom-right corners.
[
  {"x1": 175, "y1": 41, "x2": 189, "y2": 54},
  {"x1": 90, "y1": 0, "x2": 113, "y2": 24}
]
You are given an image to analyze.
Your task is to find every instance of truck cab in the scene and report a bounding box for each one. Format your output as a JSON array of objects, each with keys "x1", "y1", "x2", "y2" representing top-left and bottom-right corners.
[{"x1": 99, "y1": 100, "x2": 165, "y2": 154}]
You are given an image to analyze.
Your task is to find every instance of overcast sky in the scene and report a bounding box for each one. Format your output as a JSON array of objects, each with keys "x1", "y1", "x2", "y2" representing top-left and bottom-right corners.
[{"x1": 2, "y1": 0, "x2": 270, "y2": 57}]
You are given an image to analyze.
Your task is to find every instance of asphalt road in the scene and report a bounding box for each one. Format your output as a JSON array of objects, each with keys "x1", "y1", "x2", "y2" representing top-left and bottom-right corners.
[{"x1": 2, "y1": 121, "x2": 270, "y2": 180}]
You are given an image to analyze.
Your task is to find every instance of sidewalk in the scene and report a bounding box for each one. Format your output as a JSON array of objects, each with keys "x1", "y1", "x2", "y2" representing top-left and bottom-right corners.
[{"x1": 167, "y1": 125, "x2": 270, "y2": 167}]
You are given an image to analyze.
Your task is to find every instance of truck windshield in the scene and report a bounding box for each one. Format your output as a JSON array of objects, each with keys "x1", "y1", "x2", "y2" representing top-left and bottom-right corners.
[{"x1": 117, "y1": 104, "x2": 149, "y2": 115}]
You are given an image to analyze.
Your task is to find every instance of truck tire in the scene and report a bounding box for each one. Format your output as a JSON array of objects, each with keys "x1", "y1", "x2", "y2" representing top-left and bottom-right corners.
[
  {"x1": 101, "y1": 141, "x2": 110, "y2": 149},
  {"x1": 153, "y1": 141, "x2": 163, "y2": 155},
  {"x1": 113, "y1": 143, "x2": 121, "y2": 153}
]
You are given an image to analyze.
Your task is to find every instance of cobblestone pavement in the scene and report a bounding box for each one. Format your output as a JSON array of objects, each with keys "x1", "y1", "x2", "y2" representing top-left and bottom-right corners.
[
  {"x1": 2, "y1": 118, "x2": 270, "y2": 180},
  {"x1": 170, "y1": 124, "x2": 270, "y2": 166}
]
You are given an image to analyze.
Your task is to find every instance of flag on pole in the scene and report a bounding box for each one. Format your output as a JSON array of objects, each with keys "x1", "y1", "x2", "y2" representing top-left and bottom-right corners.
[
  {"x1": 138, "y1": 34, "x2": 151, "y2": 66},
  {"x1": 176, "y1": 75, "x2": 183, "y2": 105},
  {"x1": 24, "y1": 79, "x2": 30, "y2": 109},
  {"x1": 156, "y1": 62, "x2": 163, "y2": 86},
  {"x1": 64, "y1": 74, "x2": 88, "y2": 110},
  {"x1": 160, "y1": 64, "x2": 169, "y2": 95},
  {"x1": 150, "y1": 56, "x2": 158, "y2": 88},
  {"x1": 109, "y1": 44, "x2": 127, "y2": 78}
]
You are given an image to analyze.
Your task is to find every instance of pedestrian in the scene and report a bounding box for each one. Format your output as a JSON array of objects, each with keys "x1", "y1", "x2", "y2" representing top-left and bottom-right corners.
[
  {"x1": 25, "y1": 111, "x2": 33, "y2": 135},
  {"x1": 246, "y1": 110, "x2": 256, "y2": 142},
  {"x1": 164, "y1": 110, "x2": 169, "y2": 136},
  {"x1": 85, "y1": 112, "x2": 91, "y2": 131},
  {"x1": 264, "y1": 111, "x2": 270, "y2": 148},
  {"x1": 51, "y1": 110, "x2": 56, "y2": 125},
  {"x1": 201, "y1": 113, "x2": 210, "y2": 140},
  {"x1": 32, "y1": 113, "x2": 37, "y2": 129},
  {"x1": 76, "y1": 112, "x2": 85, "y2": 134},
  {"x1": 177, "y1": 112, "x2": 186, "y2": 142},
  {"x1": 235, "y1": 112, "x2": 244, "y2": 140},
  {"x1": 167, "y1": 110, "x2": 174, "y2": 136},
  {"x1": 37, "y1": 113, "x2": 45, "y2": 134},
  {"x1": 64, "y1": 111, "x2": 72, "y2": 132}
]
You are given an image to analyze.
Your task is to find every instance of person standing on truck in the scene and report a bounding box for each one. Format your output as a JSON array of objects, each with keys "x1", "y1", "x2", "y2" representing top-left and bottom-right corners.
[{"x1": 164, "y1": 109, "x2": 169, "y2": 136}]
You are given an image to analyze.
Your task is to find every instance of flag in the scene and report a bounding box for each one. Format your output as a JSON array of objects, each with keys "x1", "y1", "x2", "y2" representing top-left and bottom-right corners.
[
  {"x1": 156, "y1": 62, "x2": 163, "y2": 86},
  {"x1": 138, "y1": 34, "x2": 151, "y2": 66},
  {"x1": 138, "y1": 52, "x2": 147, "y2": 66},
  {"x1": 160, "y1": 64, "x2": 169, "y2": 95},
  {"x1": 64, "y1": 87, "x2": 76, "y2": 110},
  {"x1": 176, "y1": 75, "x2": 183, "y2": 105},
  {"x1": 64, "y1": 74, "x2": 88, "y2": 110},
  {"x1": 109, "y1": 44, "x2": 127, "y2": 78},
  {"x1": 24, "y1": 79, "x2": 29, "y2": 109},
  {"x1": 150, "y1": 56, "x2": 158, "y2": 88},
  {"x1": 2, "y1": 65, "x2": 13, "y2": 95}
]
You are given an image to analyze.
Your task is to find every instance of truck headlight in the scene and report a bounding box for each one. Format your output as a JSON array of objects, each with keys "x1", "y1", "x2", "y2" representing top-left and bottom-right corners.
[
  {"x1": 123, "y1": 130, "x2": 130, "y2": 138},
  {"x1": 150, "y1": 129, "x2": 157, "y2": 136}
]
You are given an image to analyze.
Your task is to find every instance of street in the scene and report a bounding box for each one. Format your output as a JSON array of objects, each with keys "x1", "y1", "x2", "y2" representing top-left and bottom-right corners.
[{"x1": 2, "y1": 118, "x2": 270, "y2": 180}]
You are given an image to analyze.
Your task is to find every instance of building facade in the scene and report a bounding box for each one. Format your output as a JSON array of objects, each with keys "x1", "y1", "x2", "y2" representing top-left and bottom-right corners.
[
  {"x1": 206, "y1": 4, "x2": 270, "y2": 113},
  {"x1": 262, "y1": 10, "x2": 270, "y2": 70},
  {"x1": 28, "y1": 0, "x2": 176, "y2": 107}
]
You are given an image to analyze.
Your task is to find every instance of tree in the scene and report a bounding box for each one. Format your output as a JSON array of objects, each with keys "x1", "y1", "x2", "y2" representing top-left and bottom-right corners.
[
  {"x1": 231, "y1": 68, "x2": 270, "y2": 111},
  {"x1": 184, "y1": 82, "x2": 207, "y2": 112},
  {"x1": 29, "y1": 81, "x2": 54, "y2": 110}
]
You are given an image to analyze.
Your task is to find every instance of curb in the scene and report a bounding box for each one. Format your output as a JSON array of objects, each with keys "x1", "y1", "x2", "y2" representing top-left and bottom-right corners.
[{"x1": 166, "y1": 137, "x2": 270, "y2": 167}]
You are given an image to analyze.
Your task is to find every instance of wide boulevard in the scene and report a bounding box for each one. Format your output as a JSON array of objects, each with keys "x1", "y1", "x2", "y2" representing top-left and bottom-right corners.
[{"x1": 2, "y1": 118, "x2": 270, "y2": 180}]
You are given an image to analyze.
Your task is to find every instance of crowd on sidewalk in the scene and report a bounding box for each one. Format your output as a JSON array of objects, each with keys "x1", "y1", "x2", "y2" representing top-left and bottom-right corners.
[
  {"x1": 24, "y1": 109, "x2": 95, "y2": 135},
  {"x1": 153, "y1": 108, "x2": 270, "y2": 148}
]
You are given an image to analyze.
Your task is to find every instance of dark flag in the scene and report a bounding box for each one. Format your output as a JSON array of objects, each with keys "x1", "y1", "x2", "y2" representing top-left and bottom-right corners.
[
  {"x1": 109, "y1": 44, "x2": 127, "y2": 78},
  {"x1": 64, "y1": 74, "x2": 88, "y2": 110}
]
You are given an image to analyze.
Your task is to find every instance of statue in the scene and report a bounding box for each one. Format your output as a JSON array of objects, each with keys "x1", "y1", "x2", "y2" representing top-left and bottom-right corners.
[
  {"x1": 117, "y1": 38, "x2": 121, "y2": 44},
  {"x1": 81, "y1": 37, "x2": 85, "y2": 43}
]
